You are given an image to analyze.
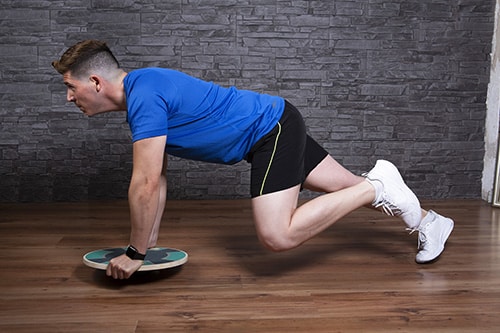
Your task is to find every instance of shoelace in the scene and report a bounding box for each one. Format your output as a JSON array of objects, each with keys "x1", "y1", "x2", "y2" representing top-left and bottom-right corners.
[
  {"x1": 406, "y1": 227, "x2": 418, "y2": 234},
  {"x1": 417, "y1": 232, "x2": 427, "y2": 250},
  {"x1": 406, "y1": 222, "x2": 431, "y2": 250},
  {"x1": 405, "y1": 227, "x2": 422, "y2": 249},
  {"x1": 374, "y1": 195, "x2": 402, "y2": 217},
  {"x1": 362, "y1": 172, "x2": 403, "y2": 217}
]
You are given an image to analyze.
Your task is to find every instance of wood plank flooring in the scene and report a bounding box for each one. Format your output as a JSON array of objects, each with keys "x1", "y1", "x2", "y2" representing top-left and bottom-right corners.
[{"x1": 0, "y1": 199, "x2": 499, "y2": 332}]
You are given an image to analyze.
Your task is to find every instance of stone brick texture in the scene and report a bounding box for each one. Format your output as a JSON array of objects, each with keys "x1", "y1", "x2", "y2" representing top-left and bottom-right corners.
[{"x1": 0, "y1": 0, "x2": 495, "y2": 202}]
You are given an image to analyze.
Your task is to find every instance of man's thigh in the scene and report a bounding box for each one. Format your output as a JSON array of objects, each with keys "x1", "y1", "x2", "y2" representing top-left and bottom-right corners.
[
  {"x1": 251, "y1": 184, "x2": 301, "y2": 247},
  {"x1": 303, "y1": 155, "x2": 365, "y2": 193}
]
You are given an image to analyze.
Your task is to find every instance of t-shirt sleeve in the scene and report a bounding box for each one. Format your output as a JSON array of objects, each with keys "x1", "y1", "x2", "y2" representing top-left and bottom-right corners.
[{"x1": 126, "y1": 83, "x2": 169, "y2": 143}]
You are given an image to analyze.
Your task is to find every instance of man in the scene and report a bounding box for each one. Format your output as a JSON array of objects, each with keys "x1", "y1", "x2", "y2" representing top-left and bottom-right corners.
[{"x1": 52, "y1": 40, "x2": 454, "y2": 279}]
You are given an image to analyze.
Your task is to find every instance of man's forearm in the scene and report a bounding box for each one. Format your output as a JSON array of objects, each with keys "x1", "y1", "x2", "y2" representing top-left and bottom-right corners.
[
  {"x1": 128, "y1": 177, "x2": 162, "y2": 254},
  {"x1": 147, "y1": 174, "x2": 167, "y2": 248}
]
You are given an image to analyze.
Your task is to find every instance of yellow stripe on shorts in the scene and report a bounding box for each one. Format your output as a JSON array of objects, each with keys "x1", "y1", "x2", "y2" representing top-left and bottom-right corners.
[{"x1": 259, "y1": 122, "x2": 282, "y2": 196}]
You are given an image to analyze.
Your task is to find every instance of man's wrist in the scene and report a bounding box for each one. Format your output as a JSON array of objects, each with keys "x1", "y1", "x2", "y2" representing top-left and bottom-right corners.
[{"x1": 125, "y1": 245, "x2": 146, "y2": 260}]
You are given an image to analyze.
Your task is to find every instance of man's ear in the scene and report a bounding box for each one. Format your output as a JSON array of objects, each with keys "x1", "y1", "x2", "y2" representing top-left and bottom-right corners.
[{"x1": 89, "y1": 75, "x2": 101, "y2": 92}]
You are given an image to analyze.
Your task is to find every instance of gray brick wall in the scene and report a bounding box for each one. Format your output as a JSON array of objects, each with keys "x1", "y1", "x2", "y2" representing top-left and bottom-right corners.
[{"x1": 0, "y1": 0, "x2": 495, "y2": 202}]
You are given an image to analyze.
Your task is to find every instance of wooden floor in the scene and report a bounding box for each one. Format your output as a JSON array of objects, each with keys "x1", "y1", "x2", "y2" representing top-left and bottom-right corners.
[{"x1": 0, "y1": 199, "x2": 499, "y2": 332}]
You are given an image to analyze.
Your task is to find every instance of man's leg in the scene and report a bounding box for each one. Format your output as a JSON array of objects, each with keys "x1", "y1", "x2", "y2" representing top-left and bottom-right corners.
[
  {"x1": 252, "y1": 155, "x2": 453, "y2": 264},
  {"x1": 307, "y1": 157, "x2": 454, "y2": 263},
  {"x1": 251, "y1": 155, "x2": 375, "y2": 251}
]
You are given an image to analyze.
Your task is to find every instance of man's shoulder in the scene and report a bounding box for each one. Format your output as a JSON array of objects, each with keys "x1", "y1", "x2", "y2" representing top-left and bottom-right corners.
[
  {"x1": 127, "y1": 67, "x2": 165, "y2": 79},
  {"x1": 125, "y1": 68, "x2": 172, "y2": 94}
]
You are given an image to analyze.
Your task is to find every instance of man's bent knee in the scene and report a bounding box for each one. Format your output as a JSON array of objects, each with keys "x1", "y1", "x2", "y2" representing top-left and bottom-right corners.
[
  {"x1": 256, "y1": 230, "x2": 300, "y2": 252},
  {"x1": 251, "y1": 185, "x2": 302, "y2": 252}
]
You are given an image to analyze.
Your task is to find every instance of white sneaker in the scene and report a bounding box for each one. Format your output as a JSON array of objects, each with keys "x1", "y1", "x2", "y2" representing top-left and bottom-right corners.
[
  {"x1": 414, "y1": 210, "x2": 454, "y2": 263},
  {"x1": 364, "y1": 160, "x2": 422, "y2": 229}
]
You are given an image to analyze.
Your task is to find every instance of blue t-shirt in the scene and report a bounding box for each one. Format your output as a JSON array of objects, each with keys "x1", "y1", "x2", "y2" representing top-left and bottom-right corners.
[{"x1": 124, "y1": 68, "x2": 284, "y2": 164}]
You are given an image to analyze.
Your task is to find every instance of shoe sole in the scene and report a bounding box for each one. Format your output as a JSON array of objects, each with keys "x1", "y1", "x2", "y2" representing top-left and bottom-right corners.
[{"x1": 415, "y1": 218, "x2": 454, "y2": 264}]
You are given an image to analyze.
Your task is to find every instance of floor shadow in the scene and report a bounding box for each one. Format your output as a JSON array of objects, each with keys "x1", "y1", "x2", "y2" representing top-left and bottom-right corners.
[
  {"x1": 218, "y1": 222, "x2": 416, "y2": 277},
  {"x1": 74, "y1": 264, "x2": 184, "y2": 289}
]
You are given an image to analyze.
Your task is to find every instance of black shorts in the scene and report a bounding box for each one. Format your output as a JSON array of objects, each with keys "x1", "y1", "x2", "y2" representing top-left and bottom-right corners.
[{"x1": 245, "y1": 101, "x2": 329, "y2": 198}]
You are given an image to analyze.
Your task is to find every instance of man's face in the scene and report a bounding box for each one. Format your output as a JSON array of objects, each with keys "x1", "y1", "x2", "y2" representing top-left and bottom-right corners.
[{"x1": 63, "y1": 71, "x2": 102, "y2": 116}]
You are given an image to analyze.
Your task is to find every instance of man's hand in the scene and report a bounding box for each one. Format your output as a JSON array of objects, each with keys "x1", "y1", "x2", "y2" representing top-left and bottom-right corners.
[{"x1": 106, "y1": 254, "x2": 143, "y2": 279}]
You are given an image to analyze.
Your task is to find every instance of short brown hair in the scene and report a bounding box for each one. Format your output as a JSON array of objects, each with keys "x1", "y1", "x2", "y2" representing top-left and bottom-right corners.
[{"x1": 52, "y1": 40, "x2": 120, "y2": 77}]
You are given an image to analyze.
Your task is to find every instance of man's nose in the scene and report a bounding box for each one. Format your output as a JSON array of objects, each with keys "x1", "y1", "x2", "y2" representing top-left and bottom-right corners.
[{"x1": 67, "y1": 89, "x2": 75, "y2": 102}]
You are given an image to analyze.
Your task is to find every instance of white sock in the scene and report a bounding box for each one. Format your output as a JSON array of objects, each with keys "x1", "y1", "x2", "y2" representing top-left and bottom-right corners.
[{"x1": 365, "y1": 178, "x2": 383, "y2": 205}]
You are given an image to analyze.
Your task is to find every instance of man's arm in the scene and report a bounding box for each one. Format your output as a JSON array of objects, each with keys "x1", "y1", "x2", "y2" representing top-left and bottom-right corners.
[
  {"x1": 147, "y1": 153, "x2": 168, "y2": 248},
  {"x1": 106, "y1": 135, "x2": 167, "y2": 279}
]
